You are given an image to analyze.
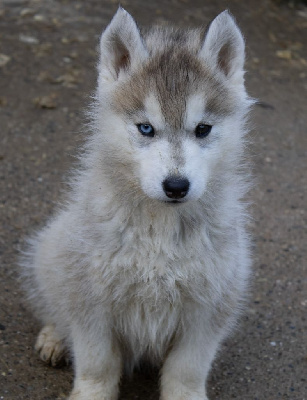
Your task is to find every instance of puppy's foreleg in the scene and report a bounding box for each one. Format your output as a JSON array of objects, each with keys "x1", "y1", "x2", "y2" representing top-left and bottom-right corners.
[
  {"x1": 68, "y1": 322, "x2": 122, "y2": 400},
  {"x1": 160, "y1": 312, "x2": 224, "y2": 400}
]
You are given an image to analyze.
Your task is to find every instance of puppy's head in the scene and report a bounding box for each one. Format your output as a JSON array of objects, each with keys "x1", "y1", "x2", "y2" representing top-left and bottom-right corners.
[{"x1": 95, "y1": 8, "x2": 251, "y2": 204}]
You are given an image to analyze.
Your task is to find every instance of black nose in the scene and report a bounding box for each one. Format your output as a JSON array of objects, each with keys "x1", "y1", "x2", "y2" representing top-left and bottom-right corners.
[{"x1": 162, "y1": 177, "x2": 190, "y2": 199}]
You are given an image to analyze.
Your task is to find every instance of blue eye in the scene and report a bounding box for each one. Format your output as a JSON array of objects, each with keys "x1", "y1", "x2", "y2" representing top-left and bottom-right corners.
[{"x1": 137, "y1": 123, "x2": 155, "y2": 137}]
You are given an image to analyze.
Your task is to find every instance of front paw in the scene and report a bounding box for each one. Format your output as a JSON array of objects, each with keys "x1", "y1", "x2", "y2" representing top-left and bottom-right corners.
[
  {"x1": 67, "y1": 379, "x2": 119, "y2": 400},
  {"x1": 35, "y1": 325, "x2": 68, "y2": 367},
  {"x1": 161, "y1": 382, "x2": 208, "y2": 400}
]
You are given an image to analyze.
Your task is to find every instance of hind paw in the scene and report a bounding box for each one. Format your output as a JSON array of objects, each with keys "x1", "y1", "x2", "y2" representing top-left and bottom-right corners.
[{"x1": 35, "y1": 324, "x2": 68, "y2": 367}]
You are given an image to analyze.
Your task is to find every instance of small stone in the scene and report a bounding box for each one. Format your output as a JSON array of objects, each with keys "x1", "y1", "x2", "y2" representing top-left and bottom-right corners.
[
  {"x1": 69, "y1": 51, "x2": 78, "y2": 59},
  {"x1": 61, "y1": 37, "x2": 70, "y2": 44},
  {"x1": 19, "y1": 34, "x2": 39, "y2": 45},
  {"x1": 33, "y1": 14, "x2": 45, "y2": 22},
  {"x1": 20, "y1": 8, "x2": 35, "y2": 17},
  {"x1": 297, "y1": 9, "x2": 307, "y2": 18}
]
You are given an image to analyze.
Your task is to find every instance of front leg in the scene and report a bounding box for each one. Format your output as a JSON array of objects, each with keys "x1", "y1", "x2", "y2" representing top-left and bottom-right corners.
[
  {"x1": 160, "y1": 307, "x2": 227, "y2": 400},
  {"x1": 68, "y1": 322, "x2": 122, "y2": 400}
]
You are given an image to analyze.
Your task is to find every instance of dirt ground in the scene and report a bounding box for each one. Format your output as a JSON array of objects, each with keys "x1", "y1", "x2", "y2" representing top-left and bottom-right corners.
[{"x1": 0, "y1": 0, "x2": 306, "y2": 399}]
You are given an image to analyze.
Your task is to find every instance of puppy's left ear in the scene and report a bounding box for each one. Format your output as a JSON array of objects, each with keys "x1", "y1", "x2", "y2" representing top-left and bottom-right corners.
[
  {"x1": 98, "y1": 7, "x2": 147, "y2": 88},
  {"x1": 200, "y1": 11, "x2": 245, "y2": 85}
]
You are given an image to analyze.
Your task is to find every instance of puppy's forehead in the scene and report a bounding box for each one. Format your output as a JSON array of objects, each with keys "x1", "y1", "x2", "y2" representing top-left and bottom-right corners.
[
  {"x1": 185, "y1": 93, "x2": 206, "y2": 130},
  {"x1": 144, "y1": 49, "x2": 205, "y2": 129},
  {"x1": 144, "y1": 93, "x2": 206, "y2": 133},
  {"x1": 112, "y1": 47, "x2": 234, "y2": 126},
  {"x1": 143, "y1": 93, "x2": 165, "y2": 130}
]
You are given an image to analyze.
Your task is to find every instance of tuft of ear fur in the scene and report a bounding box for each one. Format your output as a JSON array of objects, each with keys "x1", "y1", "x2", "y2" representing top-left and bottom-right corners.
[
  {"x1": 98, "y1": 7, "x2": 147, "y2": 88},
  {"x1": 200, "y1": 11, "x2": 245, "y2": 85}
]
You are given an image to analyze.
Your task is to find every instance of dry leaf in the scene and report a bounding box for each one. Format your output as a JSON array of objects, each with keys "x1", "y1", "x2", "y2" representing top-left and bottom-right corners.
[
  {"x1": 0, "y1": 54, "x2": 10, "y2": 67},
  {"x1": 269, "y1": 32, "x2": 277, "y2": 43},
  {"x1": 276, "y1": 50, "x2": 292, "y2": 60},
  {"x1": 33, "y1": 93, "x2": 58, "y2": 109},
  {"x1": 37, "y1": 71, "x2": 53, "y2": 83},
  {"x1": 0, "y1": 97, "x2": 7, "y2": 106},
  {"x1": 54, "y1": 72, "x2": 80, "y2": 87},
  {"x1": 34, "y1": 43, "x2": 53, "y2": 58}
]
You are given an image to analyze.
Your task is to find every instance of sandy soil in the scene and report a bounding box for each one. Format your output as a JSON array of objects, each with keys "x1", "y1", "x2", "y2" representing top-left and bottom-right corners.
[{"x1": 0, "y1": 0, "x2": 306, "y2": 399}]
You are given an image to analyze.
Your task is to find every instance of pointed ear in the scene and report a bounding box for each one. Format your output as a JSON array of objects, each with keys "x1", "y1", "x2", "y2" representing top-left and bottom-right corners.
[
  {"x1": 98, "y1": 7, "x2": 147, "y2": 86},
  {"x1": 200, "y1": 11, "x2": 245, "y2": 85}
]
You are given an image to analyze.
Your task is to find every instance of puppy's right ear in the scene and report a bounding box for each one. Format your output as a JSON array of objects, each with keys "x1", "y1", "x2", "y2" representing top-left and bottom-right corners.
[{"x1": 98, "y1": 8, "x2": 147, "y2": 87}]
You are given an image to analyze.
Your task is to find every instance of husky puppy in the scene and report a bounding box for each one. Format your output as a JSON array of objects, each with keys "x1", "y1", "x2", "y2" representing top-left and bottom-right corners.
[{"x1": 22, "y1": 7, "x2": 253, "y2": 400}]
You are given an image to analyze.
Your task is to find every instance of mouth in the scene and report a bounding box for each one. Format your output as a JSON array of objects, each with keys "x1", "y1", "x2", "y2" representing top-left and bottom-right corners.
[{"x1": 163, "y1": 200, "x2": 186, "y2": 205}]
